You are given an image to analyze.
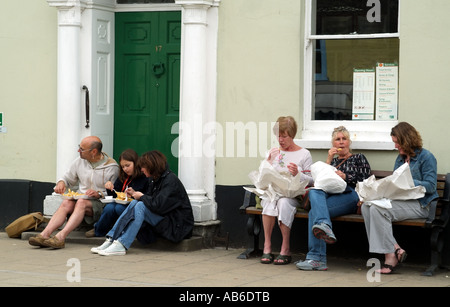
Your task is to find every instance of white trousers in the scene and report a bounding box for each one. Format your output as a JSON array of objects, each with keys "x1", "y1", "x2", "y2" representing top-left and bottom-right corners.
[{"x1": 261, "y1": 197, "x2": 299, "y2": 229}]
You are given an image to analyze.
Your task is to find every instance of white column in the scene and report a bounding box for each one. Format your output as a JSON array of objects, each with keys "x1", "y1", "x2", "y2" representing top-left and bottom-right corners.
[
  {"x1": 176, "y1": 0, "x2": 217, "y2": 222},
  {"x1": 80, "y1": 2, "x2": 115, "y2": 156},
  {"x1": 48, "y1": 0, "x2": 83, "y2": 179}
]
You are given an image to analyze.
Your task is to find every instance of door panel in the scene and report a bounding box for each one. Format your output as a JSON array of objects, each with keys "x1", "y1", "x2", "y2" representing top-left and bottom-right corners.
[
  {"x1": 114, "y1": 11, "x2": 181, "y2": 174},
  {"x1": 124, "y1": 56, "x2": 150, "y2": 112}
]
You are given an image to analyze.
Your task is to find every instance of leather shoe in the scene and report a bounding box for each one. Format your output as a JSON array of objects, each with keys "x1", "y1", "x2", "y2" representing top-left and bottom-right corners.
[
  {"x1": 42, "y1": 236, "x2": 65, "y2": 249},
  {"x1": 28, "y1": 234, "x2": 48, "y2": 247},
  {"x1": 85, "y1": 228, "x2": 95, "y2": 238}
]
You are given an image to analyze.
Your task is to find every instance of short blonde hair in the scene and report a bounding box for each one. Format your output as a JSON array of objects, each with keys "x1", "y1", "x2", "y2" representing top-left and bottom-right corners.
[
  {"x1": 273, "y1": 116, "x2": 297, "y2": 138},
  {"x1": 331, "y1": 126, "x2": 351, "y2": 143}
]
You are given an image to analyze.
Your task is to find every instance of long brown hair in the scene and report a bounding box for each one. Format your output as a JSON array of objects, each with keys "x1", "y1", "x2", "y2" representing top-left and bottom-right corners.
[
  {"x1": 118, "y1": 149, "x2": 142, "y2": 182},
  {"x1": 138, "y1": 150, "x2": 168, "y2": 179},
  {"x1": 390, "y1": 122, "x2": 423, "y2": 157}
]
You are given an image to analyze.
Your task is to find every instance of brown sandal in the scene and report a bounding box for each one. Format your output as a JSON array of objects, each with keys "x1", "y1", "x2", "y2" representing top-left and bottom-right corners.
[
  {"x1": 260, "y1": 253, "x2": 274, "y2": 264},
  {"x1": 273, "y1": 254, "x2": 292, "y2": 265},
  {"x1": 379, "y1": 263, "x2": 396, "y2": 274}
]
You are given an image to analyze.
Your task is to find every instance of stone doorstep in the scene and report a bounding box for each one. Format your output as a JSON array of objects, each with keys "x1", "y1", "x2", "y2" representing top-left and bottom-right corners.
[
  {"x1": 20, "y1": 220, "x2": 222, "y2": 252},
  {"x1": 42, "y1": 195, "x2": 223, "y2": 251},
  {"x1": 21, "y1": 230, "x2": 204, "y2": 252}
]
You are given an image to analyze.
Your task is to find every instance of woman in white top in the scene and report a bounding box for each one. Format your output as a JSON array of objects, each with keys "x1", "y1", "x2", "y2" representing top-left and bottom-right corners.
[{"x1": 261, "y1": 116, "x2": 313, "y2": 265}]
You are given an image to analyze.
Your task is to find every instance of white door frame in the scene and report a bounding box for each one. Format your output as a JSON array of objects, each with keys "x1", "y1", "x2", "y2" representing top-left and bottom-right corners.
[{"x1": 47, "y1": 0, "x2": 220, "y2": 222}]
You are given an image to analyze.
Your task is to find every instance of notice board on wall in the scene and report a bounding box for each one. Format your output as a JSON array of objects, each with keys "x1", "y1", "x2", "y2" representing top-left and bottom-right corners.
[
  {"x1": 351, "y1": 64, "x2": 399, "y2": 121},
  {"x1": 375, "y1": 63, "x2": 398, "y2": 121},
  {"x1": 352, "y1": 69, "x2": 375, "y2": 120}
]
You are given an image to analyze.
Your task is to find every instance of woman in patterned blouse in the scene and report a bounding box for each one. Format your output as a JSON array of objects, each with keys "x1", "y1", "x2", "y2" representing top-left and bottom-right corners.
[{"x1": 296, "y1": 126, "x2": 372, "y2": 271}]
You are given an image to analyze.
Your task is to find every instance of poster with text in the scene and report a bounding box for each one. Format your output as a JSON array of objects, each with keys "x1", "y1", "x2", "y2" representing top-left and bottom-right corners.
[
  {"x1": 352, "y1": 69, "x2": 375, "y2": 120},
  {"x1": 376, "y1": 63, "x2": 398, "y2": 121}
]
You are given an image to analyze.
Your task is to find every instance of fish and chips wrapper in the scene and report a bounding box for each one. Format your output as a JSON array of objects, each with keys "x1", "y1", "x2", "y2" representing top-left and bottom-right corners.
[
  {"x1": 244, "y1": 160, "x2": 309, "y2": 202},
  {"x1": 310, "y1": 161, "x2": 347, "y2": 194},
  {"x1": 356, "y1": 163, "x2": 425, "y2": 209}
]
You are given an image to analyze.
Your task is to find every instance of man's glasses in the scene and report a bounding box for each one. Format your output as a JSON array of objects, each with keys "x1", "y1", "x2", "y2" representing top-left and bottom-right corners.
[{"x1": 78, "y1": 145, "x2": 93, "y2": 152}]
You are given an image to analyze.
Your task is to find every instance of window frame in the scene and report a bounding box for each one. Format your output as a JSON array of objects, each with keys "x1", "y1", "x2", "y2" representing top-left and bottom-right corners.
[{"x1": 299, "y1": 0, "x2": 401, "y2": 150}]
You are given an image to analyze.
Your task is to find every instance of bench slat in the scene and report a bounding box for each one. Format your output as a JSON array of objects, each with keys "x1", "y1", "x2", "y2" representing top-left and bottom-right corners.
[
  {"x1": 243, "y1": 172, "x2": 446, "y2": 227},
  {"x1": 245, "y1": 206, "x2": 428, "y2": 227}
]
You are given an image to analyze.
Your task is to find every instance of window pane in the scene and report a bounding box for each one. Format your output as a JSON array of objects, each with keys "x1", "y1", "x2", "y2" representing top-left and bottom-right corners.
[
  {"x1": 117, "y1": 0, "x2": 174, "y2": 3},
  {"x1": 314, "y1": 0, "x2": 399, "y2": 35},
  {"x1": 313, "y1": 38, "x2": 399, "y2": 121}
]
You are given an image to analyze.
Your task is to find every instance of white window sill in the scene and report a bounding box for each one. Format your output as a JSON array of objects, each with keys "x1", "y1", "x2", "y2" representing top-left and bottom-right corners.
[
  {"x1": 297, "y1": 138, "x2": 395, "y2": 151},
  {"x1": 297, "y1": 122, "x2": 397, "y2": 151}
]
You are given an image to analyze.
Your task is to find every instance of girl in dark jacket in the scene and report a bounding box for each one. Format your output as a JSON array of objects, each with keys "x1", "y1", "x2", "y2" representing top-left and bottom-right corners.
[{"x1": 91, "y1": 150, "x2": 194, "y2": 256}]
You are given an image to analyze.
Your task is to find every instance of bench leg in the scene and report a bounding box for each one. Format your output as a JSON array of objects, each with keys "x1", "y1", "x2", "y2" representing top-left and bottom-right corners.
[
  {"x1": 237, "y1": 215, "x2": 262, "y2": 259},
  {"x1": 422, "y1": 227, "x2": 445, "y2": 276}
]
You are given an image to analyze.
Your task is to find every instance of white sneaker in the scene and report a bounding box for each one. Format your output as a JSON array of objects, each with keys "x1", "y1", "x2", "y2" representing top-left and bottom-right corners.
[
  {"x1": 296, "y1": 259, "x2": 328, "y2": 271},
  {"x1": 98, "y1": 240, "x2": 126, "y2": 256},
  {"x1": 91, "y1": 238, "x2": 113, "y2": 254}
]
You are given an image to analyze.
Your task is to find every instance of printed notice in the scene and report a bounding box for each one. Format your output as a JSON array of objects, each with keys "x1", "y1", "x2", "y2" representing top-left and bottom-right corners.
[
  {"x1": 376, "y1": 63, "x2": 398, "y2": 121},
  {"x1": 352, "y1": 69, "x2": 375, "y2": 120}
]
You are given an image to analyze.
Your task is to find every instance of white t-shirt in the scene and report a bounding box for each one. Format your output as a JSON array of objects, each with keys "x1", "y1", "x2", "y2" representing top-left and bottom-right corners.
[{"x1": 269, "y1": 147, "x2": 314, "y2": 186}]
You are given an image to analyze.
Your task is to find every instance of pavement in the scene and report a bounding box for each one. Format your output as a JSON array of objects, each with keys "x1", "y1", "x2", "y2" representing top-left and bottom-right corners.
[{"x1": 1, "y1": 231, "x2": 450, "y2": 289}]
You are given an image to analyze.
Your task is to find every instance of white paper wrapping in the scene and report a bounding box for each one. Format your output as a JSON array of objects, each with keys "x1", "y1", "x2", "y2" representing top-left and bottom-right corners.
[
  {"x1": 310, "y1": 161, "x2": 347, "y2": 194},
  {"x1": 244, "y1": 160, "x2": 309, "y2": 202},
  {"x1": 356, "y1": 163, "x2": 425, "y2": 208}
]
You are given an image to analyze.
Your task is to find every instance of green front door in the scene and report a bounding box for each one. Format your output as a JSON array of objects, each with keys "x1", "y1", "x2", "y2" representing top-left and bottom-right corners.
[{"x1": 114, "y1": 11, "x2": 181, "y2": 174}]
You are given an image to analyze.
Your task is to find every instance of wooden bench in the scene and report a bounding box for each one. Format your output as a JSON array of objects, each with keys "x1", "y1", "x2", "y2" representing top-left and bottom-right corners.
[{"x1": 238, "y1": 171, "x2": 450, "y2": 276}]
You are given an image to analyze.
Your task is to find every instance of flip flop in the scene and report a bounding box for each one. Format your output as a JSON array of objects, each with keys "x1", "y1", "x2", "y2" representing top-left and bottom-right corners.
[
  {"x1": 273, "y1": 254, "x2": 292, "y2": 265},
  {"x1": 395, "y1": 248, "x2": 407, "y2": 263},
  {"x1": 260, "y1": 253, "x2": 274, "y2": 264}
]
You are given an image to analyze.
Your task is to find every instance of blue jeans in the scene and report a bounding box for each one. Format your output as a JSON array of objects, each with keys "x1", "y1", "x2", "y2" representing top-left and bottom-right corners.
[
  {"x1": 94, "y1": 202, "x2": 127, "y2": 237},
  {"x1": 306, "y1": 188, "x2": 360, "y2": 262},
  {"x1": 106, "y1": 200, "x2": 163, "y2": 249}
]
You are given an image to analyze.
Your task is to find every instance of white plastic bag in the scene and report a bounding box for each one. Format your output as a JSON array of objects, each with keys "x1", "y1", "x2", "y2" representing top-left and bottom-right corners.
[
  {"x1": 356, "y1": 163, "x2": 425, "y2": 208},
  {"x1": 244, "y1": 160, "x2": 309, "y2": 202},
  {"x1": 310, "y1": 161, "x2": 347, "y2": 194}
]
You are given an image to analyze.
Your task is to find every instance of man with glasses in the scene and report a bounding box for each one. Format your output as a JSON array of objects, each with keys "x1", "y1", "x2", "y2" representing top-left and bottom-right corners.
[{"x1": 29, "y1": 136, "x2": 120, "y2": 249}]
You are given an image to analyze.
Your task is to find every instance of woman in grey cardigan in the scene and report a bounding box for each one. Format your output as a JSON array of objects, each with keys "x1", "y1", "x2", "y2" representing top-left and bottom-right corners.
[{"x1": 361, "y1": 122, "x2": 439, "y2": 274}]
